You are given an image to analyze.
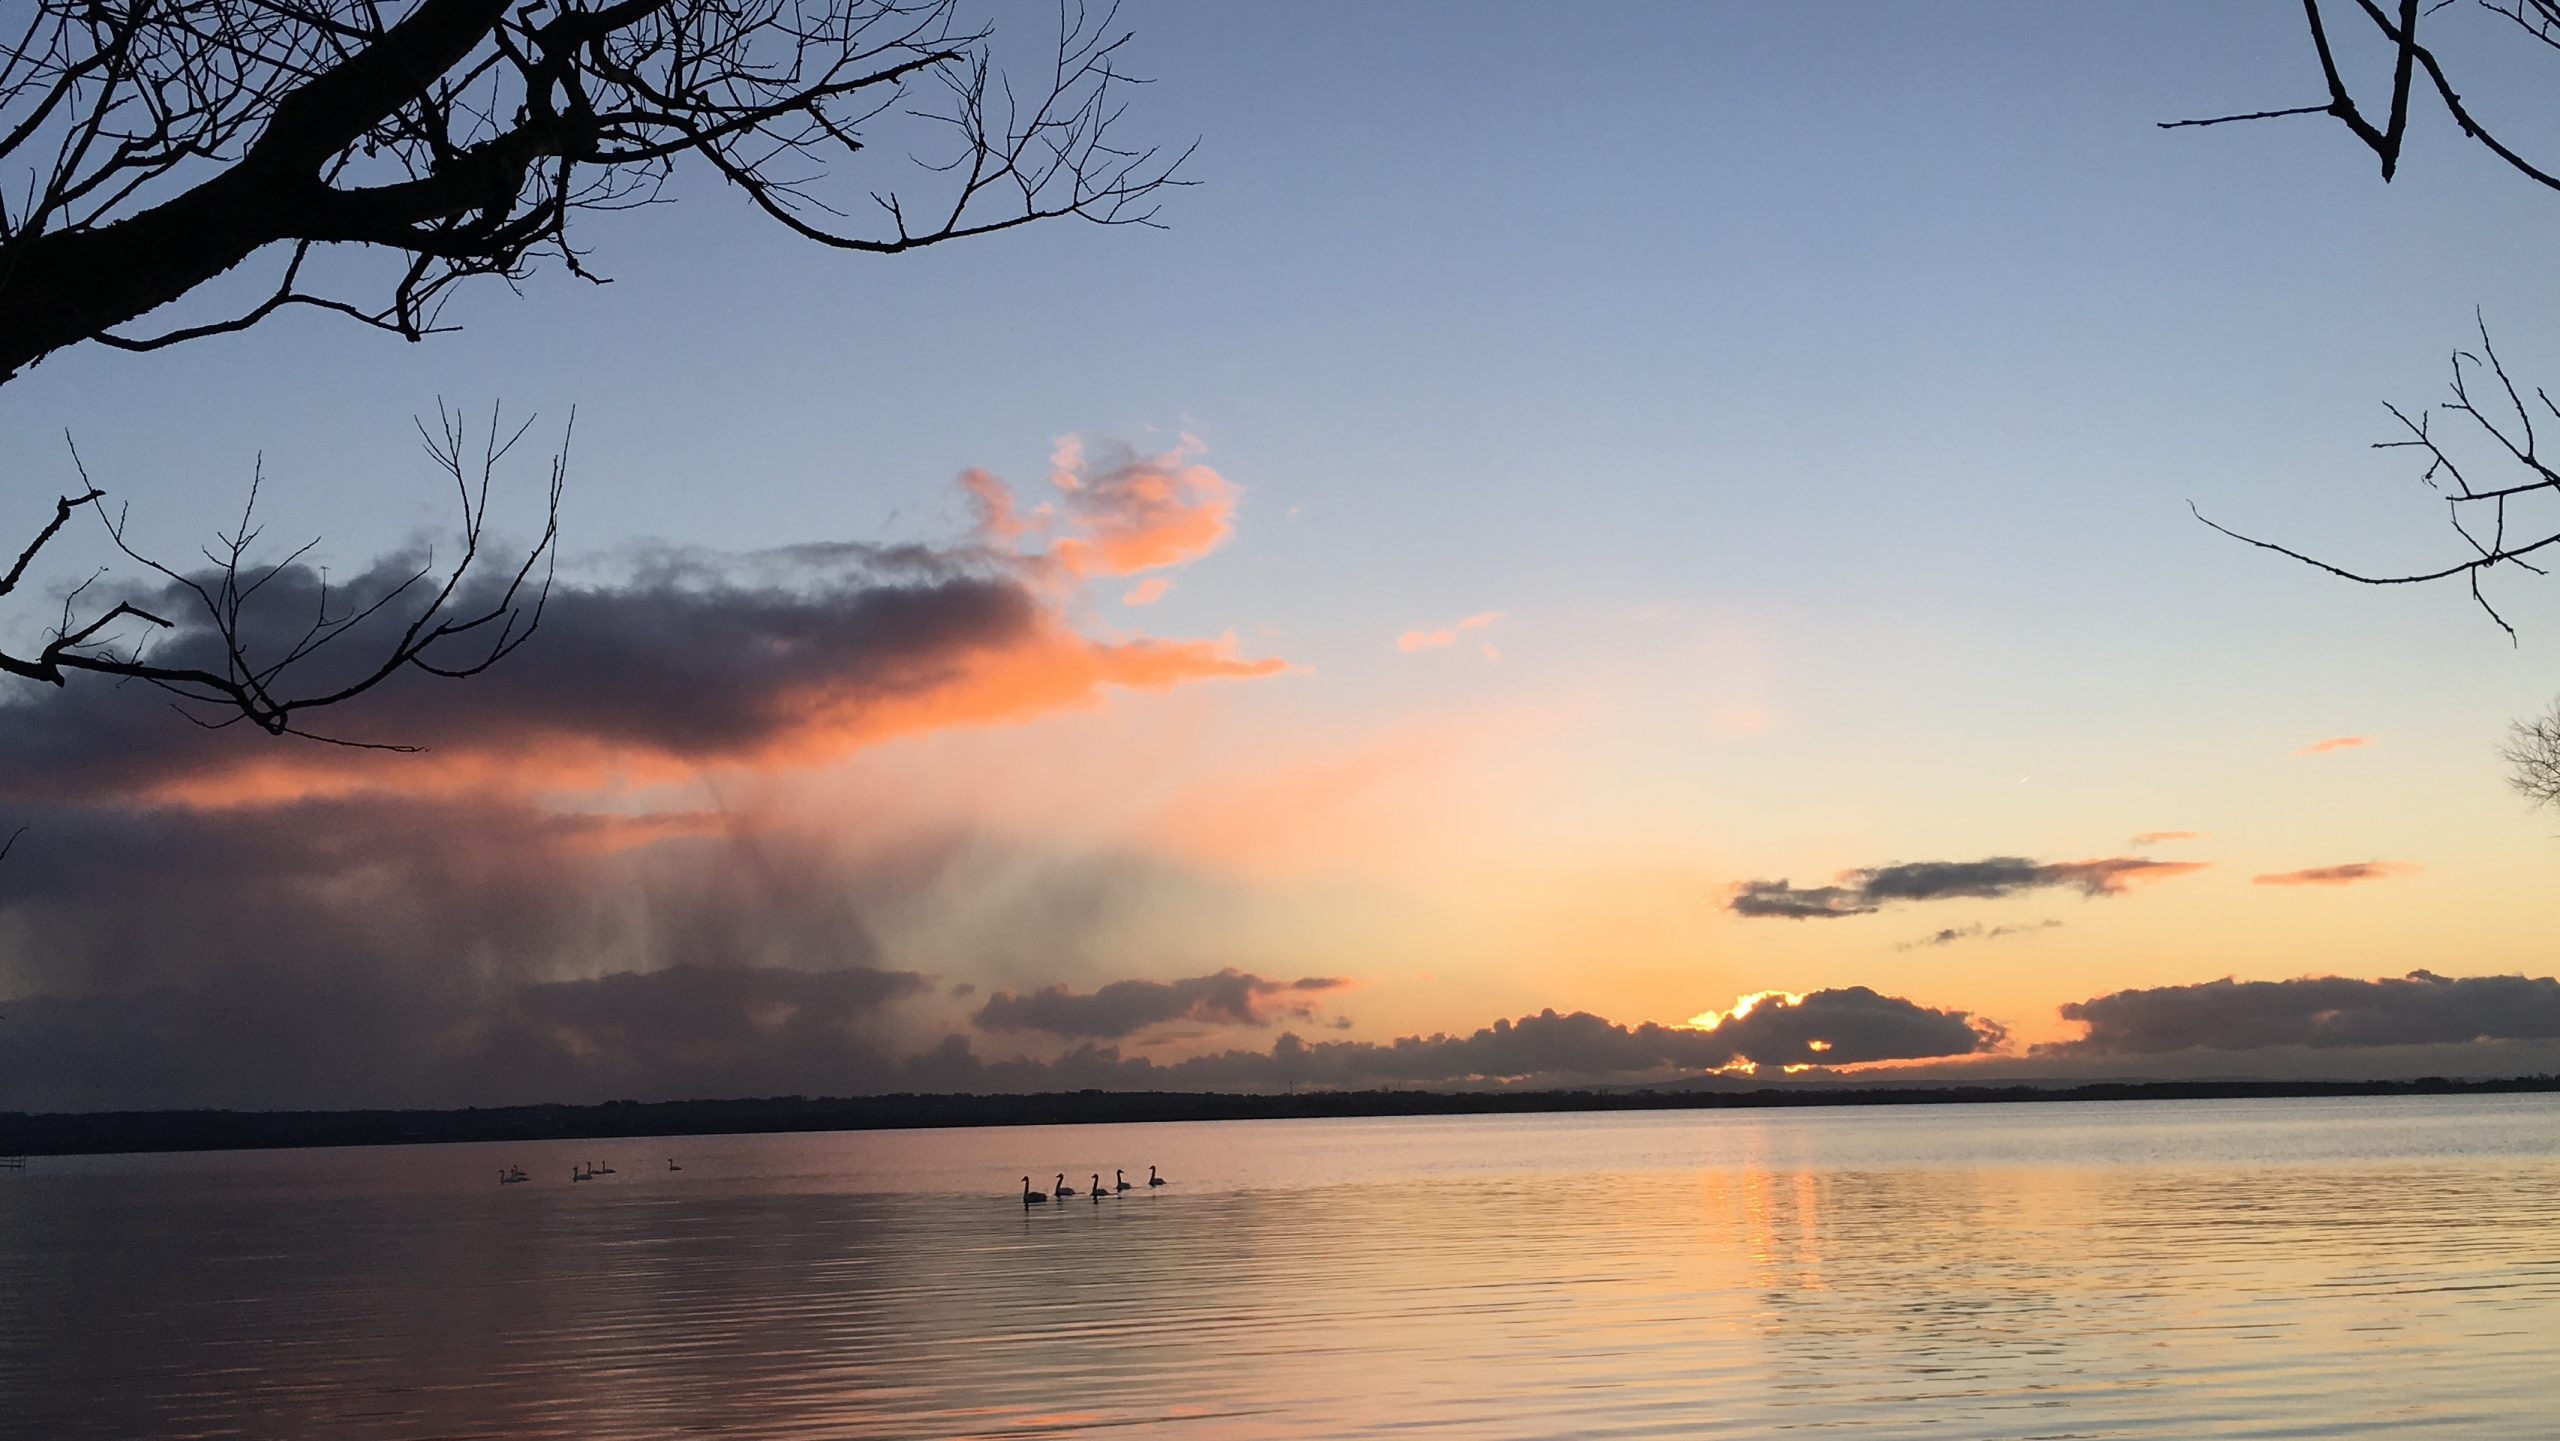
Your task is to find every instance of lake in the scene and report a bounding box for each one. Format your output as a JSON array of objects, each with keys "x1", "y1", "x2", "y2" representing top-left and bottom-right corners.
[{"x1": 3, "y1": 1095, "x2": 2556, "y2": 1438}]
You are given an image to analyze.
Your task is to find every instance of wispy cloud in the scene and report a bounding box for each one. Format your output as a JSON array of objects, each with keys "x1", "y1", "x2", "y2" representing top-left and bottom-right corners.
[
  {"x1": 1731, "y1": 855, "x2": 2209, "y2": 920},
  {"x1": 2130, "y1": 830, "x2": 2201, "y2": 847},
  {"x1": 1894, "y1": 919, "x2": 2064, "y2": 951},
  {"x1": 2253, "y1": 861, "x2": 2420, "y2": 887},
  {"x1": 1397, "y1": 611, "x2": 1503, "y2": 653},
  {"x1": 2296, "y1": 736, "x2": 2371, "y2": 757},
  {"x1": 1121, "y1": 577, "x2": 1172, "y2": 606}
]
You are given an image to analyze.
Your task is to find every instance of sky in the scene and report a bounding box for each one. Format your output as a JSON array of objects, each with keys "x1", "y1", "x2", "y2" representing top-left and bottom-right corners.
[{"x1": 4, "y1": 1, "x2": 2560, "y2": 1110}]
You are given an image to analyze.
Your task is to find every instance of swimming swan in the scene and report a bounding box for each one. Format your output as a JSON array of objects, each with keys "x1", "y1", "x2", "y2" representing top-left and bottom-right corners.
[
  {"x1": 1090, "y1": 1173, "x2": 1106, "y2": 1202},
  {"x1": 1147, "y1": 1165, "x2": 1166, "y2": 1188},
  {"x1": 1054, "y1": 1172, "x2": 1078, "y2": 1197},
  {"x1": 1022, "y1": 1176, "x2": 1049, "y2": 1205},
  {"x1": 1114, "y1": 1169, "x2": 1133, "y2": 1192}
]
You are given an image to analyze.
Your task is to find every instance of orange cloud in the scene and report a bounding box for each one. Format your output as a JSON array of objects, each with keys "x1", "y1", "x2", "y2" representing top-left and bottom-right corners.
[
  {"x1": 959, "y1": 466, "x2": 1033, "y2": 543},
  {"x1": 2253, "y1": 861, "x2": 2420, "y2": 887},
  {"x1": 2130, "y1": 830, "x2": 2202, "y2": 846},
  {"x1": 2296, "y1": 736, "x2": 2371, "y2": 756},
  {"x1": 2052, "y1": 857, "x2": 2210, "y2": 894},
  {"x1": 980, "y1": 433, "x2": 1238, "y2": 579},
  {"x1": 1397, "y1": 611, "x2": 1503, "y2": 652},
  {"x1": 1122, "y1": 577, "x2": 1172, "y2": 606}
]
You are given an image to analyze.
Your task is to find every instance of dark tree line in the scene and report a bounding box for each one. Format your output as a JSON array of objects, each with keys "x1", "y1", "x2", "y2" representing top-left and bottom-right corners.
[{"x1": 1, "y1": 0, "x2": 1182, "y2": 739}]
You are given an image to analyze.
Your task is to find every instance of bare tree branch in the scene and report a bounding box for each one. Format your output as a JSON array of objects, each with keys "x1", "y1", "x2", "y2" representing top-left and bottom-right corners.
[
  {"x1": 2506, "y1": 694, "x2": 2560, "y2": 809},
  {"x1": 0, "y1": 0, "x2": 1190, "y2": 381},
  {"x1": 0, "y1": 408, "x2": 562, "y2": 745},
  {"x1": 2165, "y1": 0, "x2": 2560, "y2": 194},
  {"x1": 2194, "y1": 317, "x2": 2560, "y2": 643}
]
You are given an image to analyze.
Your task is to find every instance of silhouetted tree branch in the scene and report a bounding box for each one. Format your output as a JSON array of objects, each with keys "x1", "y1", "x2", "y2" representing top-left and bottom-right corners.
[
  {"x1": 2194, "y1": 316, "x2": 2560, "y2": 642},
  {"x1": 2165, "y1": 1, "x2": 2560, "y2": 193},
  {"x1": 0, "y1": 404, "x2": 561, "y2": 745},
  {"x1": 2507, "y1": 696, "x2": 2560, "y2": 808},
  {"x1": 0, "y1": 0, "x2": 1188, "y2": 381}
]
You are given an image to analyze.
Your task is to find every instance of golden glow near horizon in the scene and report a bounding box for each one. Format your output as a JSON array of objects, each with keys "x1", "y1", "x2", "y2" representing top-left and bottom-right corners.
[{"x1": 1685, "y1": 990, "x2": 1806, "y2": 1031}]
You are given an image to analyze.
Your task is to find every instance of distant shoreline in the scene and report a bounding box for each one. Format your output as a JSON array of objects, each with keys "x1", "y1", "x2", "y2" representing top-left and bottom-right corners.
[{"x1": 4, "y1": 1074, "x2": 2555, "y2": 1158}]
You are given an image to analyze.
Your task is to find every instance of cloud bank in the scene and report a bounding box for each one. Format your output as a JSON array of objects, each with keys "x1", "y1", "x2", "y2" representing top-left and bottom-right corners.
[
  {"x1": 2042, "y1": 971, "x2": 2560, "y2": 1055},
  {"x1": 974, "y1": 969, "x2": 1349, "y2": 1039}
]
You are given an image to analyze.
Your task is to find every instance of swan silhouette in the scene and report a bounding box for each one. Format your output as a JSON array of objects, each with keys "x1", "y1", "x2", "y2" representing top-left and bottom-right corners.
[
  {"x1": 1054, "y1": 1172, "x2": 1078, "y2": 1197},
  {"x1": 1022, "y1": 1176, "x2": 1049, "y2": 1205},
  {"x1": 667, "y1": 1158, "x2": 682, "y2": 1171},
  {"x1": 1114, "y1": 1169, "x2": 1133, "y2": 1192},
  {"x1": 1090, "y1": 1172, "x2": 1106, "y2": 1203},
  {"x1": 1147, "y1": 1165, "x2": 1167, "y2": 1188}
]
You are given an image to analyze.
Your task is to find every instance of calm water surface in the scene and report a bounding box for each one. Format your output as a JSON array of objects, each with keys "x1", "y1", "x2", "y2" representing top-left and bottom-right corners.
[{"x1": 3, "y1": 1095, "x2": 2557, "y2": 1438}]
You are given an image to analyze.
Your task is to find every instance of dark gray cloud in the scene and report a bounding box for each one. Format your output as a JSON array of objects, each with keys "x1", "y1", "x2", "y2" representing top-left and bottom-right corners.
[
  {"x1": 0, "y1": 781, "x2": 1221, "y2": 1110},
  {"x1": 0, "y1": 962, "x2": 939, "y2": 1113},
  {"x1": 1730, "y1": 880, "x2": 1876, "y2": 919},
  {"x1": 1732, "y1": 855, "x2": 2208, "y2": 919},
  {"x1": 0, "y1": 550, "x2": 1025, "y2": 798},
  {"x1": 974, "y1": 969, "x2": 1349, "y2": 1038},
  {"x1": 2040, "y1": 970, "x2": 2560, "y2": 1055},
  {"x1": 0, "y1": 525, "x2": 1274, "y2": 804}
]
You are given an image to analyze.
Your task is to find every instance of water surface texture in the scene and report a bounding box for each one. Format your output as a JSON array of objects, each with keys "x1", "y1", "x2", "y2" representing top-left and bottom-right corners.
[{"x1": 4, "y1": 1095, "x2": 2557, "y2": 1438}]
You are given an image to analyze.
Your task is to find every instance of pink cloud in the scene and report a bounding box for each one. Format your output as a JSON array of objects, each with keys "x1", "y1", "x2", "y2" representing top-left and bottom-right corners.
[
  {"x1": 1123, "y1": 577, "x2": 1172, "y2": 607},
  {"x1": 2296, "y1": 736, "x2": 2371, "y2": 757},
  {"x1": 1397, "y1": 611, "x2": 1503, "y2": 652},
  {"x1": 2253, "y1": 861, "x2": 2420, "y2": 887},
  {"x1": 965, "y1": 434, "x2": 1240, "y2": 581}
]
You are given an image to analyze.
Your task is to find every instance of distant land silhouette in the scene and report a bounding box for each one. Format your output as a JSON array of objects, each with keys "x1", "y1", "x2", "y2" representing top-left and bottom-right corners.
[{"x1": 3, "y1": 1075, "x2": 2555, "y2": 1158}]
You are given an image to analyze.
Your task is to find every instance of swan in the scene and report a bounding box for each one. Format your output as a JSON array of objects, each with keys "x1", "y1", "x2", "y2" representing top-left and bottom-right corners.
[
  {"x1": 667, "y1": 1158, "x2": 682, "y2": 1172},
  {"x1": 1114, "y1": 1169, "x2": 1133, "y2": 1192},
  {"x1": 1022, "y1": 1176, "x2": 1049, "y2": 1205},
  {"x1": 1147, "y1": 1165, "x2": 1167, "y2": 1188},
  {"x1": 1090, "y1": 1173, "x2": 1105, "y2": 1202},
  {"x1": 573, "y1": 1166, "x2": 590, "y2": 1182},
  {"x1": 1054, "y1": 1172, "x2": 1078, "y2": 1197}
]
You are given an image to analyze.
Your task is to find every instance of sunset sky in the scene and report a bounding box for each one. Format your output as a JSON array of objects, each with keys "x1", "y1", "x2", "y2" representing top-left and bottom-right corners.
[{"x1": 5, "y1": 2, "x2": 2560, "y2": 1110}]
